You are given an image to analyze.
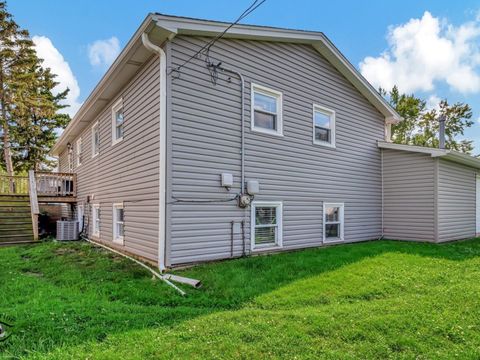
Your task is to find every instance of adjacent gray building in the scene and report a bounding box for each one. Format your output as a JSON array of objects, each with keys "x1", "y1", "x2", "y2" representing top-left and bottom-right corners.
[{"x1": 51, "y1": 14, "x2": 480, "y2": 270}]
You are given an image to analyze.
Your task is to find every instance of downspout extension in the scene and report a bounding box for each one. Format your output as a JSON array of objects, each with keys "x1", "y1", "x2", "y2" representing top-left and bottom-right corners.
[{"x1": 142, "y1": 32, "x2": 167, "y2": 272}]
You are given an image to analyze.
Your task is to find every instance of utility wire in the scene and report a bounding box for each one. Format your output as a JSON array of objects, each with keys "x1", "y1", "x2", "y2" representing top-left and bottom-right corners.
[
  {"x1": 167, "y1": 194, "x2": 240, "y2": 205},
  {"x1": 169, "y1": 0, "x2": 266, "y2": 76}
]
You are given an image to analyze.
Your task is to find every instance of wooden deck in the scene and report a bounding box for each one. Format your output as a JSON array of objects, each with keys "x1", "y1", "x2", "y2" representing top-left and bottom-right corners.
[{"x1": 0, "y1": 171, "x2": 77, "y2": 244}]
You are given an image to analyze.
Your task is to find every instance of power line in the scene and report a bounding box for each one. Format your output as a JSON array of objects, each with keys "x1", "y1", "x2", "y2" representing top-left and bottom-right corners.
[{"x1": 169, "y1": 0, "x2": 266, "y2": 76}]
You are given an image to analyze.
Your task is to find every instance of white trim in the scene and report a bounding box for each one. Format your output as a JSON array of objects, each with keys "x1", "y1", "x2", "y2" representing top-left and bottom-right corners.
[
  {"x1": 75, "y1": 138, "x2": 82, "y2": 167},
  {"x1": 91, "y1": 121, "x2": 100, "y2": 158},
  {"x1": 323, "y1": 202, "x2": 344, "y2": 243},
  {"x1": 377, "y1": 141, "x2": 447, "y2": 156},
  {"x1": 92, "y1": 203, "x2": 100, "y2": 238},
  {"x1": 250, "y1": 201, "x2": 283, "y2": 251},
  {"x1": 251, "y1": 83, "x2": 283, "y2": 137},
  {"x1": 111, "y1": 98, "x2": 124, "y2": 146},
  {"x1": 378, "y1": 141, "x2": 480, "y2": 170},
  {"x1": 141, "y1": 33, "x2": 167, "y2": 272},
  {"x1": 112, "y1": 202, "x2": 124, "y2": 245},
  {"x1": 384, "y1": 123, "x2": 392, "y2": 142},
  {"x1": 312, "y1": 104, "x2": 336, "y2": 148}
]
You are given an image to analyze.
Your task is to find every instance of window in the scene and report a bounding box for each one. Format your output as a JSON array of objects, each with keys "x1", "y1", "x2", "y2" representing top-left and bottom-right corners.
[
  {"x1": 77, "y1": 204, "x2": 84, "y2": 233},
  {"x1": 251, "y1": 84, "x2": 283, "y2": 136},
  {"x1": 92, "y1": 122, "x2": 100, "y2": 158},
  {"x1": 112, "y1": 203, "x2": 124, "y2": 244},
  {"x1": 313, "y1": 105, "x2": 335, "y2": 147},
  {"x1": 323, "y1": 203, "x2": 344, "y2": 242},
  {"x1": 112, "y1": 99, "x2": 124, "y2": 145},
  {"x1": 76, "y1": 138, "x2": 82, "y2": 167},
  {"x1": 92, "y1": 204, "x2": 100, "y2": 237},
  {"x1": 251, "y1": 201, "x2": 283, "y2": 250}
]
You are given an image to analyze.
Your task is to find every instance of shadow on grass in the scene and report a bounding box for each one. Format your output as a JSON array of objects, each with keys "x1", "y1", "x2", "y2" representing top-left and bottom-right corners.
[{"x1": 1, "y1": 238, "x2": 479, "y2": 357}]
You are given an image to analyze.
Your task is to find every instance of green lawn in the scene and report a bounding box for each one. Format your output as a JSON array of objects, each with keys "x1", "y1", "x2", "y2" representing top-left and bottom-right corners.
[{"x1": 2, "y1": 239, "x2": 480, "y2": 359}]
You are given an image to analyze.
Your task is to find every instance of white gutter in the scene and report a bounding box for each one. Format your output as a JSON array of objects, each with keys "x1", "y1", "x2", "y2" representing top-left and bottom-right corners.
[{"x1": 142, "y1": 33, "x2": 167, "y2": 272}]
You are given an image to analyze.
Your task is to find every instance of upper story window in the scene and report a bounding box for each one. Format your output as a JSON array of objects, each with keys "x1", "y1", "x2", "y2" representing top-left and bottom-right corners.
[
  {"x1": 112, "y1": 99, "x2": 124, "y2": 145},
  {"x1": 313, "y1": 105, "x2": 335, "y2": 148},
  {"x1": 92, "y1": 122, "x2": 100, "y2": 158},
  {"x1": 251, "y1": 83, "x2": 283, "y2": 136},
  {"x1": 323, "y1": 202, "x2": 344, "y2": 242},
  {"x1": 76, "y1": 138, "x2": 82, "y2": 167}
]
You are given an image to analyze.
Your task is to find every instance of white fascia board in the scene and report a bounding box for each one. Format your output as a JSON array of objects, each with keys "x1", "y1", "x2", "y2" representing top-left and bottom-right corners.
[
  {"x1": 378, "y1": 141, "x2": 447, "y2": 157},
  {"x1": 378, "y1": 141, "x2": 480, "y2": 170},
  {"x1": 51, "y1": 14, "x2": 161, "y2": 157}
]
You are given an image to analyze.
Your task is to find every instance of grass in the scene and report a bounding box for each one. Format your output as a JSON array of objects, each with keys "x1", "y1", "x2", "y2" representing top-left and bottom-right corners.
[{"x1": 1, "y1": 239, "x2": 480, "y2": 359}]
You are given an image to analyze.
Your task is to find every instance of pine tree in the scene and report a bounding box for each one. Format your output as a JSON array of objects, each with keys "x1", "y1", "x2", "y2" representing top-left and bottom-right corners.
[
  {"x1": 0, "y1": 0, "x2": 37, "y2": 176},
  {"x1": 0, "y1": 1, "x2": 70, "y2": 173},
  {"x1": 11, "y1": 60, "x2": 70, "y2": 171}
]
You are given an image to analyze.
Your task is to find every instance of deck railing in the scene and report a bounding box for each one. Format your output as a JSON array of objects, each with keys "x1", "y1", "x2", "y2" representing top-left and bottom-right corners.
[
  {"x1": 0, "y1": 175, "x2": 29, "y2": 195},
  {"x1": 0, "y1": 172, "x2": 76, "y2": 197},
  {"x1": 35, "y1": 171, "x2": 76, "y2": 197}
]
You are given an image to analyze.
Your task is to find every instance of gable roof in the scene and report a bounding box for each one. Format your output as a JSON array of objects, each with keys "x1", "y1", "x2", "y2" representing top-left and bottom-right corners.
[
  {"x1": 51, "y1": 13, "x2": 402, "y2": 156},
  {"x1": 378, "y1": 141, "x2": 480, "y2": 170}
]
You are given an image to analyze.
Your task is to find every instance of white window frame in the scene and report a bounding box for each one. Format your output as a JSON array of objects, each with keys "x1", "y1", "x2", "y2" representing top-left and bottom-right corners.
[
  {"x1": 251, "y1": 83, "x2": 283, "y2": 137},
  {"x1": 111, "y1": 99, "x2": 124, "y2": 146},
  {"x1": 77, "y1": 204, "x2": 84, "y2": 233},
  {"x1": 76, "y1": 138, "x2": 82, "y2": 167},
  {"x1": 313, "y1": 104, "x2": 336, "y2": 148},
  {"x1": 250, "y1": 201, "x2": 283, "y2": 251},
  {"x1": 91, "y1": 121, "x2": 100, "y2": 158},
  {"x1": 112, "y1": 202, "x2": 124, "y2": 245},
  {"x1": 92, "y1": 203, "x2": 100, "y2": 238},
  {"x1": 323, "y1": 202, "x2": 344, "y2": 243}
]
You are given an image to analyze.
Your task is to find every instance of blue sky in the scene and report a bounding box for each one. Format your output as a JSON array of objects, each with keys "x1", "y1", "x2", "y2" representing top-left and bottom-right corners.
[{"x1": 9, "y1": 0, "x2": 480, "y2": 151}]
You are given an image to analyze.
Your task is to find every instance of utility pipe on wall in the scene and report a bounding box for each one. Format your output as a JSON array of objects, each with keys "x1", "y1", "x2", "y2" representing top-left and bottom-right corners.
[
  {"x1": 219, "y1": 67, "x2": 246, "y2": 193},
  {"x1": 142, "y1": 32, "x2": 168, "y2": 272}
]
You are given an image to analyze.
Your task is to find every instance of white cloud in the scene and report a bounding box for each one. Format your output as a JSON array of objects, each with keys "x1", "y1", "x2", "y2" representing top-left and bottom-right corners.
[
  {"x1": 32, "y1": 35, "x2": 82, "y2": 117},
  {"x1": 360, "y1": 12, "x2": 480, "y2": 94},
  {"x1": 426, "y1": 94, "x2": 441, "y2": 111},
  {"x1": 88, "y1": 37, "x2": 120, "y2": 68}
]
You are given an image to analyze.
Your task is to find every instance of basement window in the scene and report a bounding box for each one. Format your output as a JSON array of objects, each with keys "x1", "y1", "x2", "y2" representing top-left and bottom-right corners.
[
  {"x1": 92, "y1": 122, "x2": 100, "y2": 158},
  {"x1": 113, "y1": 203, "x2": 124, "y2": 245},
  {"x1": 323, "y1": 203, "x2": 344, "y2": 242},
  {"x1": 251, "y1": 84, "x2": 283, "y2": 136},
  {"x1": 251, "y1": 201, "x2": 283, "y2": 250},
  {"x1": 112, "y1": 99, "x2": 124, "y2": 145},
  {"x1": 76, "y1": 138, "x2": 82, "y2": 167},
  {"x1": 313, "y1": 105, "x2": 335, "y2": 147},
  {"x1": 92, "y1": 204, "x2": 100, "y2": 238}
]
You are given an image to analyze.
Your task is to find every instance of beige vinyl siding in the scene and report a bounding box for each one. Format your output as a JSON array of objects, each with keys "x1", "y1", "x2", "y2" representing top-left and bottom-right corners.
[
  {"x1": 167, "y1": 36, "x2": 385, "y2": 265},
  {"x1": 382, "y1": 149, "x2": 436, "y2": 242},
  {"x1": 70, "y1": 56, "x2": 160, "y2": 262},
  {"x1": 437, "y1": 159, "x2": 476, "y2": 242},
  {"x1": 58, "y1": 149, "x2": 69, "y2": 172}
]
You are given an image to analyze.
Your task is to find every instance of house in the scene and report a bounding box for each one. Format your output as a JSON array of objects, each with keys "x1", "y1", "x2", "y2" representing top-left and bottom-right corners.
[{"x1": 48, "y1": 13, "x2": 480, "y2": 270}]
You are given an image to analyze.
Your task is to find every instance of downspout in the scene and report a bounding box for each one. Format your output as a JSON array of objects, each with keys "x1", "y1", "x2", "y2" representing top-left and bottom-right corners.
[
  {"x1": 142, "y1": 33, "x2": 167, "y2": 272},
  {"x1": 380, "y1": 148, "x2": 384, "y2": 240},
  {"x1": 219, "y1": 67, "x2": 245, "y2": 193}
]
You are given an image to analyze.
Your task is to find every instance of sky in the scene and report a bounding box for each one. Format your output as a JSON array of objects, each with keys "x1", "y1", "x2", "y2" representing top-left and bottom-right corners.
[{"x1": 8, "y1": 0, "x2": 480, "y2": 152}]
